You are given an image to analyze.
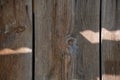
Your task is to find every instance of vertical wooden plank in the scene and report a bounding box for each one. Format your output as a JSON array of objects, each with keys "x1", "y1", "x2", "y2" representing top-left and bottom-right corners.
[
  {"x1": 34, "y1": 0, "x2": 75, "y2": 80},
  {"x1": 102, "y1": 0, "x2": 120, "y2": 80},
  {"x1": 75, "y1": 0, "x2": 100, "y2": 80},
  {"x1": 35, "y1": 0, "x2": 53, "y2": 80},
  {"x1": 35, "y1": 0, "x2": 100, "y2": 80},
  {"x1": 0, "y1": 0, "x2": 32, "y2": 80}
]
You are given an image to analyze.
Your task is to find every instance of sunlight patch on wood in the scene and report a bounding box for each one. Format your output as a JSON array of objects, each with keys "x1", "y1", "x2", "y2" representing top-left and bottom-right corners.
[
  {"x1": 80, "y1": 30, "x2": 99, "y2": 43},
  {"x1": 80, "y1": 28, "x2": 120, "y2": 43},
  {"x1": 102, "y1": 28, "x2": 120, "y2": 41},
  {"x1": 97, "y1": 77, "x2": 100, "y2": 80},
  {"x1": 0, "y1": 47, "x2": 32, "y2": 55},
  {"x1": 102, "y1": 74, "x2": 120, "y2": 80},
  {"x1": 97, "y1": 74, "x2": 120, "y2": 80}
]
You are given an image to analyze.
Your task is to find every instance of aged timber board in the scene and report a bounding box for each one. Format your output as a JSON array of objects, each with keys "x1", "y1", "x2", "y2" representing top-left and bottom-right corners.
[
  {"x1": 102, "y1": 0, "x2": 120, "y2": 80},
  {"x1": 0, "y1": 0, "x2": 32, "y2": 80},
  {"x1": 35, "y1": 0, "x2": 100, "y2": 80}
]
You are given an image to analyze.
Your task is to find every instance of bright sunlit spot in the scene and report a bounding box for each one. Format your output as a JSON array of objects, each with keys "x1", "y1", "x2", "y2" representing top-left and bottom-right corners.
[
  {"x1": 0, "y1": 47, "x2": 32, "y2": 55},
  {"x1": 80, "y1": 28, "x2": 120, "y2": 43},
  {"x1": 97, "y1": 74, "x2": 120, "y2": 80},
  {"x1": 80, "y1": 30, "x2": 99, "y2": 43}
]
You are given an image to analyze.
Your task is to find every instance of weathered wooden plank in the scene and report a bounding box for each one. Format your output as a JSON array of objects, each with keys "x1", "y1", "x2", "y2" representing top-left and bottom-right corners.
[
  {"x1": 35, "y1": 0, "x2": 100, "y2": 80},
  {"x1": 0, "y1": 0, "x2": 32, "y2": 80},
  {"x1": 75, "y1": 0, "x2": 100, "y2": 80},
  {"x1": 102, "y1": 0, "x2": 120, "y2": 80},
  {"x1": 35, "y1": 0, "x2": 53, "y2": 80}
]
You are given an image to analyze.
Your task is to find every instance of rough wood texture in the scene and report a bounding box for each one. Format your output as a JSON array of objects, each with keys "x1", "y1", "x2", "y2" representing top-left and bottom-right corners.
[
  {"x1": 102, "y1": 0, "x2": 120, "y2": 80},
  {"x1": 26, "y1": 0, "x2": 32, "y2": 23},
  {"x1": 0, "y1": 0, "x2": 32, "y2": 80},
  {"x1": 74, "y1": 0, "x2": 100, "y2": 80},
  {"x1": 35, "y1": 0, "x2": 100, "y2": 80},
  {"x1": 35, "y1": 0, "x2": 53, "y2": 80}
]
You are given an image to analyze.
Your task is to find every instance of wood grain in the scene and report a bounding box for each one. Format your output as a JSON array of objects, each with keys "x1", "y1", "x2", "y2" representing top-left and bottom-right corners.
[
  {"x1": 35, "y1": 0, "x2": 53, "y2": 80},
  {"x1": 102, "y1": 0, "x2": 120, "y2": 80},
  {"x1": 74, "y1": 0, "x2": 100, "y2": 80},
  {"x1": 0, "y1": 0, "x2": 32, "y2": 80},
  {"x1": 35, "y1": 0, "x2": 100, "y2": 80}
]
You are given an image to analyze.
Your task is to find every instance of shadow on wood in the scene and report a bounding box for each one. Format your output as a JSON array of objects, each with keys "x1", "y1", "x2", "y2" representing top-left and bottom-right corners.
[{"x1": 0, "y1": 53, "x2": 32, "y2": 80}]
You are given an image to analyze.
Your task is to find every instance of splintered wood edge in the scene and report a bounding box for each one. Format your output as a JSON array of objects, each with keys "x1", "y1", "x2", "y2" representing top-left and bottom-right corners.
[{"x1": 0, "y1": 47, "x2": 32, "y2": 55}]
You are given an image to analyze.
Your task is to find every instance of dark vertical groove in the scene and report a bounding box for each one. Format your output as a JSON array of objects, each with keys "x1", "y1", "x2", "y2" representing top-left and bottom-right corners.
[
  {"x1": 115, "y1": 0, "x2": 118, "y2": 9},
  {"x1": 99, "y1": 0, "x2": 102, "y2": 80},
  {"x1": 32, "y1": 0, "x2": 35, "y2": 80},
  {"x1": 32, "y1": 13, "x2": 35, "y2": 80},
  {"x1": 75, "y1": 0, "x2": 77, "y2": 6}
]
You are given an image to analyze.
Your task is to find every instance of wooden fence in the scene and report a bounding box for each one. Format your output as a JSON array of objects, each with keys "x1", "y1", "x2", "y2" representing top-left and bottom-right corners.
[{"x1": 0, "y1": 0, "x2": 120, "y2": 80}]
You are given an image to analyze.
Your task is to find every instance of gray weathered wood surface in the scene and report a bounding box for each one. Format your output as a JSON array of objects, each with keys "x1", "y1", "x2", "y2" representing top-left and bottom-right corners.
[
  {"x1": 0, "y1": 0, "x2": 32, "y2": 80},
  {"x1": 102, "y1": 0, "x2": 120, "y2": 80},
  {"x1": 1, "y1": 0, "x2": 119, "y2": 80},
  {"x1": 35, "y1": 0, "x2": 100, "y2": 80}
]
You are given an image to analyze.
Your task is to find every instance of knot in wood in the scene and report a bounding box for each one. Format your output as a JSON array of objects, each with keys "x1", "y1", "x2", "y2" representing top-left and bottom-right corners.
[
  {"x1": 66, "y1": 37, "x2": 77, "y2": 46},
  {"x1": 66, "y1": 36, "x2": 78, "y2": 54},
  {"x1": 14, "y1": 26, "x2": 25, "y2": 33}
]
